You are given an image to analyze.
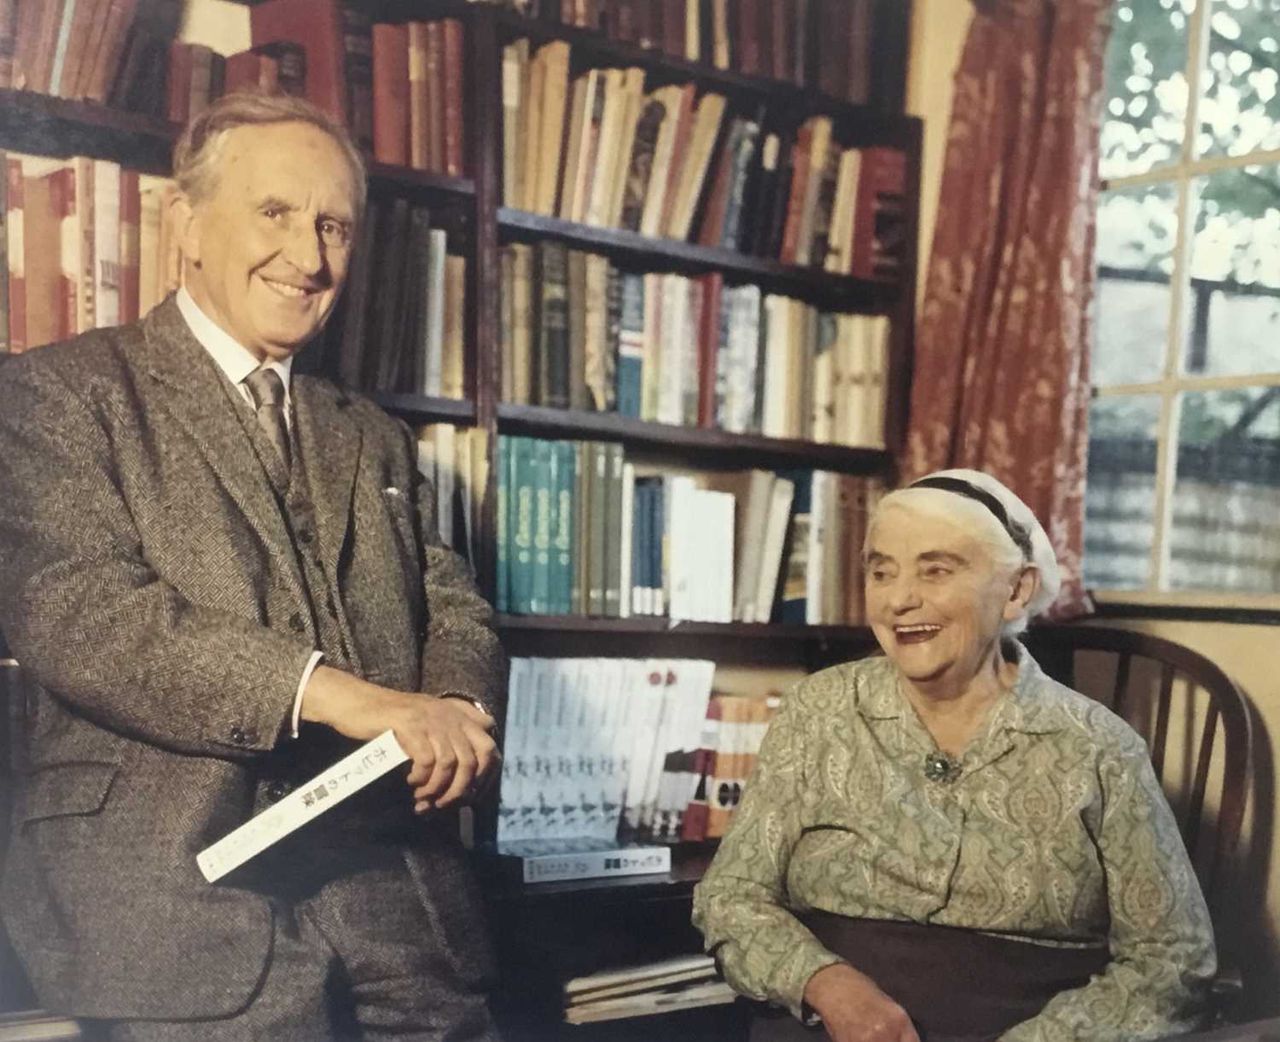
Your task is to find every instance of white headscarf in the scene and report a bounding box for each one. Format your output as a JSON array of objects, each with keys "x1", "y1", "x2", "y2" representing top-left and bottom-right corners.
[{"x1": 883, "y1": 468, "x2": 1061, "y2": 620}]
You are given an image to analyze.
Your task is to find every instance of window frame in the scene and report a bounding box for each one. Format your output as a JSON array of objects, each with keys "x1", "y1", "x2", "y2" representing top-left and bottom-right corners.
[{"x1": 1091, "y1": 0, "x2": 1280, "y2": 612}]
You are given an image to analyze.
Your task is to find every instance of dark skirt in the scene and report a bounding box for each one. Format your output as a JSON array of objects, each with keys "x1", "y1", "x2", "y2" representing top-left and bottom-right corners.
[{"x1": 750, "y1": 912, "x2": 1109, "y2": 1042}]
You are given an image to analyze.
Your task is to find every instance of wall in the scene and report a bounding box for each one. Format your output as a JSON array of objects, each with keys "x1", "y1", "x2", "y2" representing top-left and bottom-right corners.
[{"x1": 907, "y1": 3, "x2": 1280, "y2": 1015}]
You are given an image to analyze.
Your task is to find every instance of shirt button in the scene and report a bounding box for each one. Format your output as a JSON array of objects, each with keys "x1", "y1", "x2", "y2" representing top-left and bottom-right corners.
[
  {"x1": 266, "y1": 780, "x2": 290, "y2": 802},
  {"x1": 289, "y1": 612, "x2": 306, "y2": 633},
  {"x1": 297, "y1": 526, "x2": 315, "y2": 545},
  {"x1": 230, "y1": 726, "x2": 248, "y2": 745}
]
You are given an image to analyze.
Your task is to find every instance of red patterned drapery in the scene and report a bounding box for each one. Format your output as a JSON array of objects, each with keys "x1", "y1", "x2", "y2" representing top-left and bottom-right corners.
[{"x1": 903, "y1": 0, "x2": 1112, "y2": 618}]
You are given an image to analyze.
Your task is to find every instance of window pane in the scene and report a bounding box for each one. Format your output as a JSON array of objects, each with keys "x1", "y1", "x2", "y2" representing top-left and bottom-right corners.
[
  {"x1": 1196, "y1": 0, "x2": 1280, "y2": 159},
  {"x1": 1184, "y1": 164, "x2": 1280, "y2": 376},
  {"x1": 1093, "y1": 184, "x2": 1178, "y2": 385},
  {"x1": 1100, "y1": 0, "x2": 1194, "y2": 179},
  {"x1": 1085, "y1": 396, "x2": 1163, "y2": 589},
  {"x1": 1168, "y1": 388, "x2": 1280, "y2": 592}
]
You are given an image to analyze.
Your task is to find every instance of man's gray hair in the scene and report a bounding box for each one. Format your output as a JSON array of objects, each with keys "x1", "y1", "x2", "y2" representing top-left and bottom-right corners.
[{"x1": 172, "y1": 88, "x2": 367, "y2": 212}]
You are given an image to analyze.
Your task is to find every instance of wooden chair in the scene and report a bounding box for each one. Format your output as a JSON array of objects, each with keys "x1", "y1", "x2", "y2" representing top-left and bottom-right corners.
[{"x1": 1022, "y1": 623, "x2": 1254, "y2": 1018}]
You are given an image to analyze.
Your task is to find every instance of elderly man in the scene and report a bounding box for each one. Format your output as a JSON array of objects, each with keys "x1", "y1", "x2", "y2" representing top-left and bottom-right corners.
[{"x1": 0, "y1": 91, "x2": 505, "y2": 1040}]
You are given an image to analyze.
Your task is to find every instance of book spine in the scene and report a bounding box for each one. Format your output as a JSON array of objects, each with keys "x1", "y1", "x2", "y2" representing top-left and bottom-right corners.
[
  {"x1": 511, "y1": 437, "x2": 536, "y2": 614},
  {"x1": 341, "y1": 3, "x2": 374, "y2": 153},
  {"x1": 441, "y1": 19, "x2": 465, "y2": 177},
  {"x1": 615, "y1": 271, "x2": 644, "y2": 418},
  {"x1": 371, "y1": 22, "x2": 408, "y2": 167},
  {"x1": 552, "y1": 440, "x2": 575, "y2": 615},
  {"x1": 496, "y1": 435, "x2": 511, "y2": 613},
  {"x1": 603, "y1": 442, "x2": 624, "y2": 618},
  {"x1": 537, "y1": 241, "x2": 570, "y2": 409}
]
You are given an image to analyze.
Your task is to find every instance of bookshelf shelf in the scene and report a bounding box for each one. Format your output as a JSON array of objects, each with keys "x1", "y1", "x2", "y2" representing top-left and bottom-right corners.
[
  {"x1": 490, "y1": 9, "x2": 913, "y2": 127},
  {"x1": 497, "y1": 208, "x2": 899, "y2": 312},
  {"x1": 496, "y1": 402, "x2": 893, "y2": 472},
  {"x1": 496, "y1": 614, "x2": 875, "y2": 643},
  {"x1": 368, "y1": 162, "x2": 476, "y2": 199},
  {"x1": 0, "y1": 88, "x2": 175, "y2": 171},
  {"x1": 368, "y1": 392, "x2": 476, "y2": 424}
]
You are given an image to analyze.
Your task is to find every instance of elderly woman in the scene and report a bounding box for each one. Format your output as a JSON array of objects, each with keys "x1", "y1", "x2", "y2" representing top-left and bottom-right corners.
[{"x1": 692, "y1": 469, "x2": 1215, "y2": 1042}]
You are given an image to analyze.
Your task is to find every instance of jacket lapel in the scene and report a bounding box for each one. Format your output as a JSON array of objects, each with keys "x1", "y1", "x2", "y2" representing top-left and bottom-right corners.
[
  {"x1": 139, "y1": 297, "x2": 308, "y2": 603},
  {"x1": 292, "y1": 374, "x2": 362, "y2": 579}
]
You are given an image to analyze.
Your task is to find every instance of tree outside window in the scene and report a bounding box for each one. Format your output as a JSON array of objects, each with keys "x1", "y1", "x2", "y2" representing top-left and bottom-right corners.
[{"x1": 1088, "y1": 0, "x2": 1280, "y2": 601}]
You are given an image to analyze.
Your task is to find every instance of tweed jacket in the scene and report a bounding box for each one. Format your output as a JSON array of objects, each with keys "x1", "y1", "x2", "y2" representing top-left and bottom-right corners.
[{"x1": 0, "y1": 297, "x2": 506, "y2": 1019}]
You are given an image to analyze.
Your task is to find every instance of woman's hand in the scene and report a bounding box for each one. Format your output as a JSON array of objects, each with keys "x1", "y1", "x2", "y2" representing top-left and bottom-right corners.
[{"x1": 803, "y1": 964, "x2": 921, "y2": 1042}]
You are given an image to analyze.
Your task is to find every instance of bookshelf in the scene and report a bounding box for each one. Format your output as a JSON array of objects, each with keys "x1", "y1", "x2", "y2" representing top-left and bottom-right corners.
[{"x1": 0, "y1": 2, "x2": 919, "y2": 1034}]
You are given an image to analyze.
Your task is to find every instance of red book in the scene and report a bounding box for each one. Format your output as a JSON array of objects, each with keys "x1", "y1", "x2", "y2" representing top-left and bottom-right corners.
[
  {"x1": 224, "y1": 50, "x2": 275, "y2": 94},
  {"x1": 164, "y1": 42, "x2": 191, "y2": 123},
  {"x1": 371, "y1": 22, "x2": 408, "y2": 167},
  {"x1": 441, "y1": 18, "x2": 464, "y2": 177},
  {"x1": 118, "y1": 168, "x2": 139, "y2": 325},
  {"x1": 695, "y1": 271, "x2": 722, "y2": 428},
  {"x1": 423, "y1": 20, "x2": 444, "y2": 173},
  {"x1": 769, "y1": 0, "x2": 791, "y2": 82},
  {"x1": 83, "y1": 0, "x2": 138, "y2": 103},
  {"x1": 850, "y1": 146, "x2": 907, "y2": 282},
  {"x1": 251, "y1": 0, "x2": 347, "y2": 124},
  {"x1": 779, "y1": 123, "x2": 813, "y2": 264},
  {"x1": 736, "y1": 0, "x2": 761, "y2": 76},
  {"x1": 660, "y1": 0, "x2": 682, "y2": 58}
]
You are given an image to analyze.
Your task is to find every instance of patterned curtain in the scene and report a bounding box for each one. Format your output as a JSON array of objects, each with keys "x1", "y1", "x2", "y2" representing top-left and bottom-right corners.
[{"x1": 903, "y1": 0, "x2": 1113, "y2": 618}]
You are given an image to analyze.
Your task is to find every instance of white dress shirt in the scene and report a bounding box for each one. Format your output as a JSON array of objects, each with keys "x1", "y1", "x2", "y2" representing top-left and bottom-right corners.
[{"x1": 176, "y1": 288, "x2": 321, "y2": 739}]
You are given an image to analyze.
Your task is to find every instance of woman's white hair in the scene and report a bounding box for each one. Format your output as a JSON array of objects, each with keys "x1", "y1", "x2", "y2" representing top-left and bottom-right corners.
[{"x1": 867, "y1": 469, "x2": 1061, "y2": 636}]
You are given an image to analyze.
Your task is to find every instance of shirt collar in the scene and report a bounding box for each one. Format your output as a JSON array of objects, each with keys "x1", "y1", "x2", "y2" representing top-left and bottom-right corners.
[
  {"x1": 176, "y1": 287, "x2": 293, "y2": 397},
  {"x1": 855, "y1": 641, "x2": 1066, "y2": 735}
]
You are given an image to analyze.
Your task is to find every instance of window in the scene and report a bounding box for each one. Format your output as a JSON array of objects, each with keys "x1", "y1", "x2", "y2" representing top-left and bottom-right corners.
[{"x1": 1087, "y1": 0, "x2": 1280, "y2": 604}]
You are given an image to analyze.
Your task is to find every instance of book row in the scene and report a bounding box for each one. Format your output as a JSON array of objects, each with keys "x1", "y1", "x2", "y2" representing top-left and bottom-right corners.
[
  {"x1": 1, "y1": 0, "x2": 179, "y2": 114},
  {"x1": 495, "y1": 0, "x2": 877, "y2": 105},
  {"x1": 173, "y1": 14, "x2": 468, "y2": 180},
  {"x1": 1, "y1": 152, "x2": 177, "y2": 355},
  {"x1": 502, "y1": 38, "x2": 907, "y2": 276},
  {"x1": 325, "y1": 197, "x2": 467, "y2": 399},
  {"x1": 498, "y1": 656, "x2": 777, "y2": 845},
  {"x1": 495, "y1": 434, "x2": 886, "y2": 625},
  {"x1": 499, "y1": 245, "x2": 891, "y2": 447}
]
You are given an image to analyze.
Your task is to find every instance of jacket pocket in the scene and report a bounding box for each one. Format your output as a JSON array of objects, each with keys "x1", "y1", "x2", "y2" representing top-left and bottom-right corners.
[{"x1": 18, "y1": 761, "x2": 118, "y2": 825}]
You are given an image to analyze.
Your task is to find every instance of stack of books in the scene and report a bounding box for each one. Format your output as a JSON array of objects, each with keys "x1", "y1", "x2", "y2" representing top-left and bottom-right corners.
[{"x1": 562, "y1": 954, "x2": 736, "y2": 1025}]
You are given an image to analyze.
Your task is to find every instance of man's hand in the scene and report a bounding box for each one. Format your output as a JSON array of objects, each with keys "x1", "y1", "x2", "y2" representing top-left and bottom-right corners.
[
  {"x1": 803, "y1": 963, "x2": 920, "y2": 1042},
  {"x1": 301, "y1": 665, "x2": 499, "y2": 812}
]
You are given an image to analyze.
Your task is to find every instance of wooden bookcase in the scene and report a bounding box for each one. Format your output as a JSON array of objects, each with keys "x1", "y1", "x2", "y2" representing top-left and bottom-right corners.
[{"x1": 0, "y1": 2, "x2": 920, "y2": 1035}]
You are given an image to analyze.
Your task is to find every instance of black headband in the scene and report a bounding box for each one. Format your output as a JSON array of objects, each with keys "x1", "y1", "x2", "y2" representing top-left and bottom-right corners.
[{"x1": 908, "y1": 476, "x2": 1034, "y2": 559}]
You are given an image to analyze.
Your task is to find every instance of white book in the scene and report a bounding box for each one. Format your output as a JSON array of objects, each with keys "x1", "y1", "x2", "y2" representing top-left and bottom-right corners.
[
  {"x1": 548, "y1": 659, "x2": 579, "y2": 838},
  {"x1": 564, "y1": 980, "x2": 736, "y2": 1024},
  {"x1": 597, "y1": 658, "x2": 634, "y2": 840},
  {"x1": 761, "y1": 294, "x2": 790, "y2": 438},
  {"x1": 639, "y1": 661, "x2": 682, "y2": 834},
  {"x1": 868, "y1": 316, "x2": 890, "y2": 449},
  {"x1": 433, "y1": 424, "x2": 457, "y2": 547},
  {"x1": 753, "y1": 477, "x2": 796, "y2": 623},
  {"x1": 665, "y1": 476, "x2": 699, "y2": 622},
  {"x1": 92, "y1": 159, "x2": 120, "y2": 331},
  {"x1": 498, "y1": 657, "x2": 533, "y2": 844},
  {"x1": 724, "y1": 284, "x2": 761, "y2": 434},
  {"x1": 422, "y1": 228, "x2": 447, "y2": 396},
  {"x1": 582, "y1": 659, "x2": 619, "y2": 839},
  {"x1": 640, "y1": 272, "x2": 663, "y2": 422},
  {"x1": 621, "y1": 659, "x2": 670, "y2": 832},
  {"x1": 807, "y1": 471, "x2": 830, "y2": 625},
  {"x1": 527, "y1": 658, "x2": 559, "y2": 841},
  {"x1": 657, "y1": 275, "x2": 687, "y2": 425},
  {"x1": 733, "y1": 471, "x2": 775, "y2": 622},
  {"x1": 565, "y1": 953, "x2": 717, "y2": 999},
  {"x1": 696, "y1": 489, "x2": 734, "y2": 623}
]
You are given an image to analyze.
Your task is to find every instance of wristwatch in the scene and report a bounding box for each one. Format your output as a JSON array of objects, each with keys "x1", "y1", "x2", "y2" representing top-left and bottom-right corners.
[{"x1": 439, "y1": 691, "x2": 494, "y2": 719}]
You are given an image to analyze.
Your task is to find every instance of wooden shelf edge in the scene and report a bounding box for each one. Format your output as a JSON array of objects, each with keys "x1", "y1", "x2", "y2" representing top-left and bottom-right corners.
[
  {"x1": 370, "y1": 392, "x2": 477, "y2": 424},
  {"x1": 367, "y1": 162, "x2": 476, "y2": 197},
  {"x1": 496, "y1": 403, "x2": 894, "y2": 472},
  {"x1": 497, "y1": 208, "x2": 898, "y2": 311},
  {"x1": 0, "y1": 89, "x2": 175, "y2": 169},
  {"x1": 495, "y1": 614, "x2": 875, "y2": 642}
]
